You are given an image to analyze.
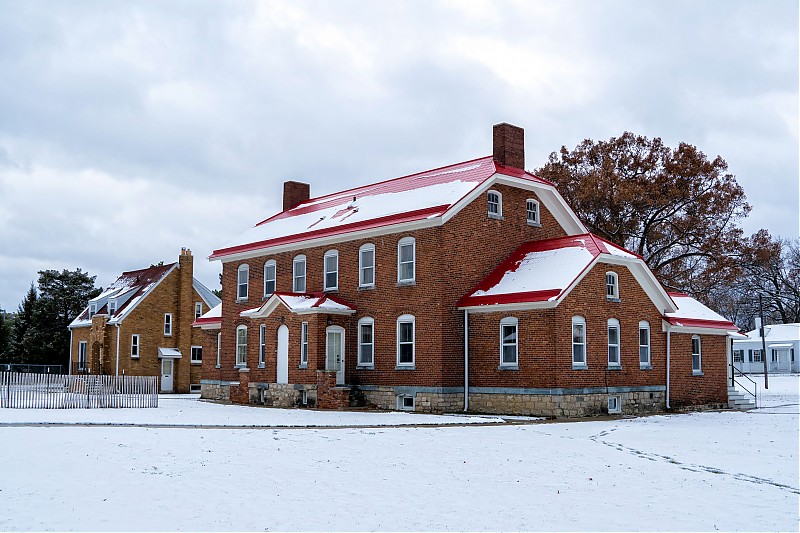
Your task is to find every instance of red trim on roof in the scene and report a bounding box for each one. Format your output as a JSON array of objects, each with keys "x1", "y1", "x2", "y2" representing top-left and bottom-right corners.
[
  {"x1": 211, "y1": 205, "x2": 448, "y2": 259},
  {"x1": 192, "y1": 317, "x2": 221, "y2": 327},
  {"x1": 668, "y1": 292, "x2": 690, "y2": 297},
  {"x1": 459, "y1": 289, "x2": 562, "y2": 307},
  {"x1": 663, "y1": 316, "x2": 738, "y2": 330}
]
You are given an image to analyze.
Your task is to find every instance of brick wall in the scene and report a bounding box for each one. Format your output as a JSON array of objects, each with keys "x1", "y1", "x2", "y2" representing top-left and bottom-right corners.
[{"x1": 669, "y1": 333, "x2": 728, "y2": 407}]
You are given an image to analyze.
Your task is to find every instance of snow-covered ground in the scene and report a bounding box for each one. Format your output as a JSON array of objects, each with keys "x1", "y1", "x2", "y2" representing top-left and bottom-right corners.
[{"x1": 0, "y1": 376, "x2": 797, "y2": 531}]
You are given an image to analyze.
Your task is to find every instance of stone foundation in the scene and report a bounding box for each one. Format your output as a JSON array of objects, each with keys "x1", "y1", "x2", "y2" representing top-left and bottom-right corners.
[
  {"x1": 358, "y1": 386, "x2": 464, "y2": 413},
  {"x1": 200, "y1": 380, "x2": 232, "y2": 401},
  {"x1": 468, "y1": 390, "x2": 665, "y2": 418},
  {"x1": 249, "y1": 382, "x2": 317, "y2": 408}
]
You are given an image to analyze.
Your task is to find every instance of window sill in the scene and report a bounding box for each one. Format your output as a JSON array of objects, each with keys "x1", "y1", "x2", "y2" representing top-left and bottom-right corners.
[
  {"x1": 257, "y1": 364, "x2": 265, "y2": 369},
  {"x1": 527, "y1": 221, "x2": 542, "y2": 227},
  {"x1": 395, "y1": 365, "x2": 416, "y2": 370},
  {"x1": 262, "y1": 294, "x2": 273, "y2": 301},
  {"x1": 323, "y1": 288, "x2": 339, "y2": 293},
  {"x1": 298, "y1": 364, "x2": 308, "y2": 369},
  {"x1": 498, "y1": 365, "x2": 519, "y2": 371},
  {"x1": 215, "y1": 365, "x2": 221, "y2": 369},
  {"x1": 356, "y1": 365, "x2": 374, "y2": 370},
  {"x1": 640, "y1": 364, "x2": 652, "y2": 370},
  {"x1": 572, "y1": 364, "x2": 588, "y2": 370},
  {"x1": 236, "y1": 298, "x2": 249, "y2": 303},
  {"x1": 607, "y1": 365, "x2": 622, "y2": 370},
  {"x1": 692, "y1": 371, "x2": 704, "y2": 376},
  {"x1": 606, "y1": 297, "x2": 621, "y2": 303},
  {"x1": 358, "y1": 285, "x2": 375, "y2": 291},
  {"x1": 235, "y1": 364, "x2": 248, "y2": 370},
  {"x1": 488, "y1": 214, "x2": 503, "y2": 220},
  {"x1": 396, "y1": 280, "x2": 416, "y2": 287},
  {"x1": 164, "y1": 334, "x2": 172, "y2": 338},
  {"x1": 191, "y1": 362, "x2": 202, "y2": 366},
  {"x1": 131, "y1": 356, "x2": 139, "y2": 360}
]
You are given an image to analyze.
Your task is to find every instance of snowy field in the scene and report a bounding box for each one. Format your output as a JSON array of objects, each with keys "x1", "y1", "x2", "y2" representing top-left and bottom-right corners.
[{"x1": 0, "y1": 376, "x2": 797, "y2": 532}]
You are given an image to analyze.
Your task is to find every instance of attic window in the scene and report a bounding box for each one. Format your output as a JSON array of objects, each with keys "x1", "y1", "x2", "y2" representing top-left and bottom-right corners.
[
  {"x1": 526, "y1": 199, "x2": 540, "y2": 225},
  {"x1": 88, "y1": 303, "x2": 97, "y2": 318},
  {"x1": 108, "y1": 300, "x2": 117, "y2": 315},
  {"x1": 487, "y1": 190, "x2": 502, "y2": 219},
  {"x1": 606, "y1": 272, "x2": 619, "y2": 300}
]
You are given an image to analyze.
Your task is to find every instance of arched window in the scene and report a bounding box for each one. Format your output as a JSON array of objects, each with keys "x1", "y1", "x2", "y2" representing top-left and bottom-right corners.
[
  {"x1": 263, "y1": 260, "x2": 276, "y2": 297},
  {"x1": 607, "y1": 318, "x2": 620, "y2": 367},
  {"x1": 572, "y1": 316, "x2": 587, "y2": 368},
  {"x1": 236, "y1": 325, "x2": 248, "y2": 367},
  {"x1": 293, "y1": 255, "x2": 306, "y2": 292},
  {"x1": 639, "y1": 321, "x2": 651, "y2": 368},
  {"x1": 324, "y1": 250, "x2": 339, "y2": 291},
  {"x1": 396, "y1": 314, "x2": 415, "y2": 367},
  {"x1": 237, "y1": 264, "x2": 249, "y2": 300},
  {"x1": 397, "y1": 237, "x2": 415, "y2": 284},
  {"x1": 500, "y1": 317, "x2": 518, "y2": 367},
  {"x1": 526, "y1": 198, "x2": 540, "y2": 225},
  {"x1": 358, "y1": 316, "x2": 375, "y2": 367},
  {"x1": 606, "y1": 272, "x2": 619, "y2": 300},
  {"x1": 692, "y1": 335, "x2": 702, "y2": 374},
  {"x1": 487, "y1": 190, "x2": 502, "y2": 218},
  {"x1": 359, "y1": 243, "x2": 376, "y2": 288}
]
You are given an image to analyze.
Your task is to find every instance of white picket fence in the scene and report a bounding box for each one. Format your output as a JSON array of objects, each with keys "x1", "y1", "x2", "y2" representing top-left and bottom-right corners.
[{"x1": 0, "y1": 372, "x2": 159, "y2": 409}]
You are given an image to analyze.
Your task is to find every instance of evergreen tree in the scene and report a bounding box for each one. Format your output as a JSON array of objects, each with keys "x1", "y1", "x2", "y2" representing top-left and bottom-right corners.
[
  {"x1": 10, "y1": 283, "x2": 37, "y2": 362},
  {"x1": 0, "y1": 309, "x2": 10, "y2": 360}
]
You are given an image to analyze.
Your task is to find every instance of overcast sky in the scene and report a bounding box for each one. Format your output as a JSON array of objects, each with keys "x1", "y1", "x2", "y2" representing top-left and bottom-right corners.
[{"x1": 0, "y1": 0, "x2": 797, "y2": 309}]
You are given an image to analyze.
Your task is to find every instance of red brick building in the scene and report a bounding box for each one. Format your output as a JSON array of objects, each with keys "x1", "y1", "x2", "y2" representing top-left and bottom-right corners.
[
  {"x1": 69, "y1": 249, "x2": 221, "y2": 393},
  {"x1": 203, "y1": 123, "x2": 737, "y2": 416}
]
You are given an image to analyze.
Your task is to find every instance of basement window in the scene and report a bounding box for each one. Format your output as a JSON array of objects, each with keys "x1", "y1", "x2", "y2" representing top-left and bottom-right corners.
[
  {"x1": 397, "y1": 395, "x2": 415, "y2": 411},
  {"x1": 608, "y1": 396, "x2": 621, "y2": 414},
  {"x1": 190, "y1": 384, "x2": 201, "y2": 393}
]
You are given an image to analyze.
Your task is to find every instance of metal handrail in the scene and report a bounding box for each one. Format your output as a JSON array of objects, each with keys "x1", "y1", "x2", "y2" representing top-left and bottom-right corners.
[{"x1": 731, "y1": 363, "x2": 758, "y2": 408}]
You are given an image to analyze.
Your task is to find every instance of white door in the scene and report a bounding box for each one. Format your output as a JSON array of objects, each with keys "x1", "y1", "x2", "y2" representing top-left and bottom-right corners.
[
  {"x1": 276, "y1": 325, "x2": 289, "y2": 384},
  {"x1": 778, "y1": 350, "x2": 790, "y2": 371},
  {"x1": 161, "y1": 359, "x2": 174, "y2": 392},
  {"x1": 326, "y1": 327, "x2": 345, "y2": 385}
]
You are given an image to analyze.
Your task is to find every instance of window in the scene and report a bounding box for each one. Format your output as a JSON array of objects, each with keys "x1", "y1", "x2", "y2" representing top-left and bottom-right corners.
[
  {"x1": 236, "y1": 326, "x2": 247, "y2": 366},
  {"x1": 608, "y1": 396, "x2": 621, "y2": 414},
  {"x1": 572, "y1": 316, "x2": 586, "y2": 368},
  {"x1": 606, "y1": 272, "x2": 619, "y2": 300},
  {"x1": 164, "y1": 313, "x2": 172, "y2": 336},
  {"x1": 733, "y1": 349, "x2": 743, "y2": 362},
  {"x1": 359, "y1": 244, "x2": 375, "y2": 288},
  {"x1": 487, "y1": 190, "x2": 502, "y2": 218},
  {"x1": 500, "y1": 317, "x2": 518, "y2": 367},
  {"x1": 191, "y1": 346, "x2": 202, "y2": 364},
  {"x1": 608, "y1": 318, "x2": 620, "y2": 367},
  {"x1": 300, "y1": 322, "x2": 308, "y2": 366},
  {"x1": 639, "y1": 321, "x2": 651, "y2": 368},
  {"x1": 293, "y1": 255, "x2": 306, "y2": 292},
  {"x1": 259, "y1": 324, "x2": 266, "y2": 367},
  {"x1": 237, "y1": 264, "x2": 249, "y2": 300},
  {"x1": 108, "y1": 300, "x2": 117, "y2": 315},
  {"x1": 190, "y1": 384, "x2": 201, "y2": 393},
  {"x1": 216, "y1": 333, "x2": 221, "y2": 368},
  {"x1": 195, "y1": 302, "x2": 202, "y2": 320},
  {"x1": 397, "y1": 395, "x2": 415, "y2": 411},
  {"x1": 526, "y1": 199, "x2": 540, "y2": 225},
  {"x1": 771, "y1": 349, "x2": 778, "y2": 362},
  {"x1": 131, "y1": 334, "x2": 140, "y2": 358},
  {"x1": 397, "y1": 237, "x2": 415, "y2": 284},
  {"x1": 88, "y1": 303, "x2": 96, "y2": 319},
  {"x1": 752, "y1": 349, "x2": 762, "y2": 363},
  {"x1": 324, "y1": 250, "x2": 339, "y2": 291},
  {"x1": 692, "y1": 335, "x2": 702, "y2": 374},
  {"x1": 78, "y1": 341, "x2": 87, "y2": 370},
  {"x1": 264, "y1": 260, "x2": 276, "y2": 297},
  {"x1": 358, "y1": 317, "x2": 375, "y2": 367},
  {"x1": 397, "y1": 314, "x2": 415, "y2": 367}
]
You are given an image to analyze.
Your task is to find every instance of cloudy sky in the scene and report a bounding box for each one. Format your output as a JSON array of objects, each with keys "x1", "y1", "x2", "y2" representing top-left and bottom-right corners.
[{"x1": 0, "y1": 0, "x2": 797, "y2": 309}]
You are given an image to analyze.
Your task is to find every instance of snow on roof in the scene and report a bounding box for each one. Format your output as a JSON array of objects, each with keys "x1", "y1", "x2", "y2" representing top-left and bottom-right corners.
[
  {"x1": 664, "y1": 293, "x2": 737, "y2": 330},
  {"x1": 459, "y1": 234, "x2": 643, "y2": 308},
  {"x1": 240, "y1": 292, "x2": 356, "y2": 318},
  {"x1": 193, "y1": 279, "x2": 221, "y2": 308},
  {"x1": 192, "y1": 303, "x2": 222, "y2": 329},
  {"x1": 737, "y1": 323, "x2": 800, "y2": 343},
  {"x1": 210, "y1": 157, "x2": 554, "y2": 260},
  {"x1": 157, "y1": 347, "x2": 182, "y2": 358}
]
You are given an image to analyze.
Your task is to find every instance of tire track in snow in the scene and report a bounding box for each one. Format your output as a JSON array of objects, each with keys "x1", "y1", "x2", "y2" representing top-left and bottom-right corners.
[{"x1": 589, "y1": 428, "x2": 800, "y2": 495}]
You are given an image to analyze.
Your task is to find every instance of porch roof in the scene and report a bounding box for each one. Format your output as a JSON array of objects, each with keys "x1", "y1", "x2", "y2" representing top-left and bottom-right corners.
[{"x1": 240, "y1": 292, "x2": 356, "y2": 319}]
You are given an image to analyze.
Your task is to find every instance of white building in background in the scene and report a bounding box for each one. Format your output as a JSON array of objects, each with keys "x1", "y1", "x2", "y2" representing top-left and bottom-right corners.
[{"x1": 733, "y1": 323, "x2": 800, "y2": 374}]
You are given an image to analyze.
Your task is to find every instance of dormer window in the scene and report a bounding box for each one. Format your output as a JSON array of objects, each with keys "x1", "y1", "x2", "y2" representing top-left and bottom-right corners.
[
  {"x1": 606, "y1": 272, "x2": 619, "y2": 300},
  {"x1": 108, "y1": 300, "x2": 117, "y2": 315},
  {"x1": 88, "y1": 303, "x2": 97, "y2": 318},
  {"x1": 487, "y1": 190, "x2": 502, "y2": 219},
  {"x1": 526, "y1": 199, "x2": 540, "y2": 225}
]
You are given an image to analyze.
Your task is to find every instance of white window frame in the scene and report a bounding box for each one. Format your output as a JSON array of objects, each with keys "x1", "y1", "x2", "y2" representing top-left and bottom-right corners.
[
  {"x1": 131, "y1": 334, "x2": 140, "y2": 359},
  {"x1": 397, "y1": 395, "x2": 415, "y2": 411},
  {"x1": 237, "y1": 264, "x2": 249, "y2": 300},
  {"x1": 300, "y1": 322, "x2": 309, "y2": 367},
  {"x1": 396, "y1": 314, "x2": 415, "y2": 367},
  {"x1": 639, "y1": 321, "x2": 651, "y2": 368},
  {"x1": 88, "y1": 303, "x2": 97, "y2": 319},
  {"x1": 359, "y1": 243, "x2": 376, "y2": 288},
  {"x1": 733, "y1": 349, "x2": 743, "y2": 363},
  {"x1": 164, "y1": 313, "x2": 172, "y2": 336},
  {"x1": 324, "y1": 250, "x2": 339, "y2": 291},
  {"x1": 397, "y1": 237, "x2": 416, "y2": 284},
  {"x1": 263, "y1": 259, "x2": 276, "y2": 298},
  {"x1": 259, "y1": 324, "x2": 266, "y2": 368},
  {"x1": 752, "y1": 349, "x2": 763, "y2": 363},
  {"x1": 358, "y1": 317, "x2": 375, "y2": 367},
  {"x1": 194, "y1": 302, "x2": 202, "y2": 320},
  {"x1": 607, "y1": 318, "x2": 621, "y2": 367},
  {"x1": 500, "y1": 317, "x2": 518, "y2": 367},
  {"x1": 692, "y1": 335, "x2": 702, "y2": 374},
  {"x1": 608, "y1": 396, "x2": 622, "y2": 414},
  {"x1": 572, "y1": 316, "x2": 587, "y2": 368},
  {"x1": 78, "y1": 341, "x2": 87, "y2": 370},
  {"x1": 606, "y1": 272, "x2": 619, "y2": 300},
  {"x1": 191, "y1": 345, "x2": 202, "y2": 364},
  {"x1": 236, "y1": 325, "x2": 248, "y2": 367},
  {"x1": 216, "y1": 332, "x2": 221, "y2": 368},
  {"x1": 293, "y1": 255, "x2": 306, "y2": 292},
  {"x1": 487, "y1": 190, "x2": 502, "y2": 219},
  {"x1": 108, "y1": 300, "x2": 117, "y2": 315},
  {"x1": 526, "y1": 198, "x2": 540, "y2": 225}
]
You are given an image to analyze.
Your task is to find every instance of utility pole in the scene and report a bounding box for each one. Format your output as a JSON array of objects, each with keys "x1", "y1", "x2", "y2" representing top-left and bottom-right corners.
[{"x1": 759, "y1": 294, "x2": 769, "y2": 389}]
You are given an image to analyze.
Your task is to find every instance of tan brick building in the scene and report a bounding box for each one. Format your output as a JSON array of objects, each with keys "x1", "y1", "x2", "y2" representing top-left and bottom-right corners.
[
  {"x1": 204, "y1": 123, "x2": 738, "y2": 417},
  {"x1": 68, "y1": 249, "x2": 221, "y2": 393}
]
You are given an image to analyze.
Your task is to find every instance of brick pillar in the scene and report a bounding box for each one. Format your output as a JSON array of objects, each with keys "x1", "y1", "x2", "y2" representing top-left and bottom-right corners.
[
  {"x1": 176, "y1": 248, "x2": 194, "y2": 393},
  {"x1": 232, "y1": 367, "x2": 250, "y2": 404},
  {"x1": 493, "y1": 122, "x2": 525, "y2": 170}
]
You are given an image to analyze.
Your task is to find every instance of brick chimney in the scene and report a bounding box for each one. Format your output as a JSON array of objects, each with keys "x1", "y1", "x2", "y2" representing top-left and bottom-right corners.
[
  {"x1": 493, "y1": 122, "x2": 525, "y2": 170},
  {"x1": 283, "y1": 181, "x2": 310, "y2": 211}
]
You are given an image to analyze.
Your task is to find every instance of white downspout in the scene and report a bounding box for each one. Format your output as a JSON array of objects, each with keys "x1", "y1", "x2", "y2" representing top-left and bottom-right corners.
[
  {"x1": 68, "y1": 329, "x2": 73, "y2": 377},
  {"x1": 666, "y1": 323, "x2": 671, "y2": 410},
  {"x1": 115, "y1": 323, "x2": 121, "y2": 377},
  {"x1": 463, "y1": 309, "x2": 469, "y2": 412}
]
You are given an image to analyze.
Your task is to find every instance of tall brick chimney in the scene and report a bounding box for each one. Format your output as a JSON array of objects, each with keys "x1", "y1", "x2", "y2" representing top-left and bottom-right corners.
[
  {"x1": 176, "y1": 247, "x2": 194, "y2": 393},
  {"x1": 283, "y1": 181, "x2": 310, "y2": 211},
  {"x1": 493, "y1": 122, "x2": 525, "y2": 170}
]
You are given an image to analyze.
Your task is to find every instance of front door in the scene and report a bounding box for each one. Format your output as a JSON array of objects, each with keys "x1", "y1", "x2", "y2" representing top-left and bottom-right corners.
[
  {"x1": 276, "y1": 325, "x2": 289, "y2": 384},
  {"x1": 161, "y1": 359, "x2": 173, "y2": 392},
  {"x1": 326, "y1": 327, "x2": 345, "y2": 385},
  {"x1": 778, "y1": 349, "x2": 790, "y2": 371}
]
